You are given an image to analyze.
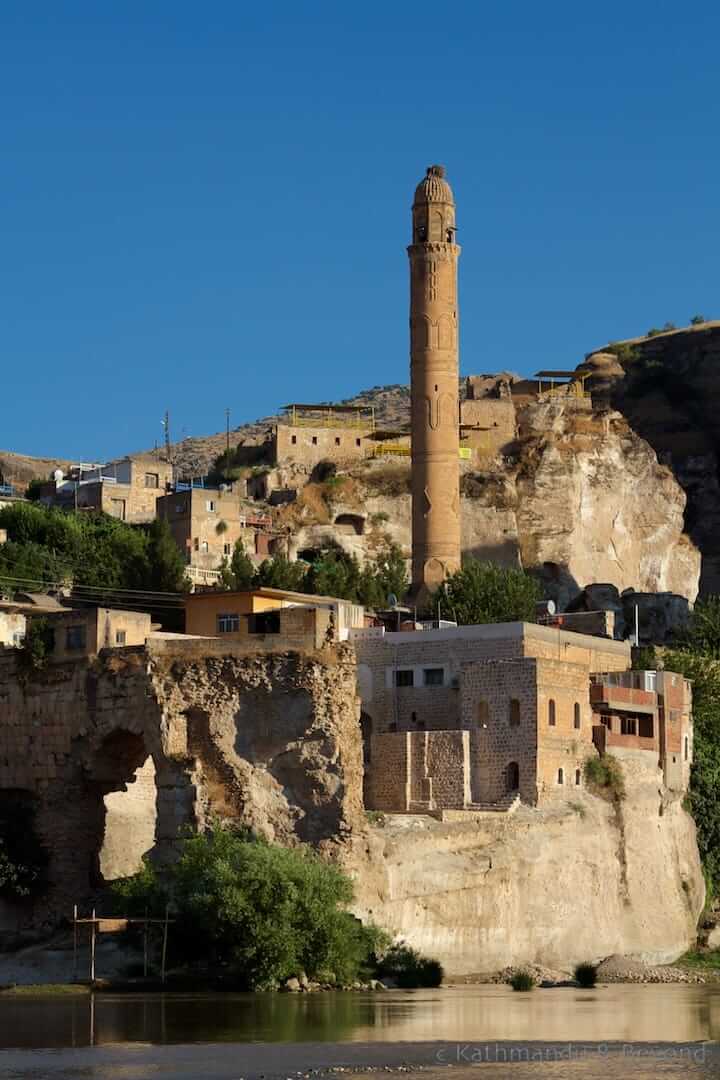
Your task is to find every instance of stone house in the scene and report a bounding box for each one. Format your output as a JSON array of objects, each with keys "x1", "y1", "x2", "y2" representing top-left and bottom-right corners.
[
  {"x1": 352, "y1": 621, "x2": 692, "y2": 812},
  {"x1": 24, "y1": 607, "x2": 153, "y2": 661},
  {"x1": 156, "y1": 485, "x2": 269, "y2": 586},
  {"x1": 40, "y1": 455, "x2": 173, "y2": 523}
]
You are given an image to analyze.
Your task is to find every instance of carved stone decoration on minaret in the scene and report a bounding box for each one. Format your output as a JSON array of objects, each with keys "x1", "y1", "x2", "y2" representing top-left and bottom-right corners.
[{"x1": 408, "y1": 165, "x2": 461, "y2": 602}]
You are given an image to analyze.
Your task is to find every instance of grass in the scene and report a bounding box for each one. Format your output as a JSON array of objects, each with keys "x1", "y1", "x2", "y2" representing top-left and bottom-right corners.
[
  {"x1": 568, "y1": 801, "x2": 587, "y2": 819},
  {"x1": 584, "y1": 754, "x2": 626, "y2": 801},
  {"x1": 0, "y1": 983, "x2": 91, "y2": 996},
  {"x1": 574, "y1": 963, "x2": 597, "y2": 988},
  {"x1": 365, "y1": 810, "x2": 387, "y2": 826},
  {"x1": 508, "y1": 970, "x2": 535, "y2": 992},
  {"x1": 675, "y1": 949, "x2": 720, "y2": 971}
]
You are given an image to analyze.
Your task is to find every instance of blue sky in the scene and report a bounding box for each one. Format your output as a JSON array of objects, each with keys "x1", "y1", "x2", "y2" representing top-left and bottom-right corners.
[{"x1": 2, "y1": 1, "x2": 719, "y2": 460}]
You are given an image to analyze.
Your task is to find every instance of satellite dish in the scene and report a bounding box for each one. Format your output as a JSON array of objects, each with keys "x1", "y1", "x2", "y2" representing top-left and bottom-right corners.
[
  {"x1": 53, "y1": 469, "x2": 64, "y2": 484},
  {"x1": 387, "y1": 593, "x2": 398, "y2": 608}
]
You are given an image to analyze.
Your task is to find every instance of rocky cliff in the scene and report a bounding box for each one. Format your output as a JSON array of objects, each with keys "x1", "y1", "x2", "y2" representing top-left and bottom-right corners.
[{"x1": 348, "y1": 748, "x2": 703, "y2": 973}]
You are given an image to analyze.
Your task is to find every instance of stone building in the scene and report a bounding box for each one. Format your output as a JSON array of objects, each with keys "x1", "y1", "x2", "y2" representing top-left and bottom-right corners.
[
  {"x1": 157, "y1": 485, "x2": 270, "y2": 587},
  {"x1": 353, "y1": 621, "x2": 692, "y2": 813},
  {"x1": 40, "y1": 455, "x2": 173, "y2": 523},
  {"x1": 271, "y1": 404, "x2": 376, "y2": 469}
]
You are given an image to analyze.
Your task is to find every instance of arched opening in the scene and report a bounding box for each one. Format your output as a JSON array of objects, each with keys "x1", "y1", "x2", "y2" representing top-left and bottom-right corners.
[
  {"x1": 548, "y1": 699, "x2": 556, "y2": 726},
  {"x1": 90, "y1": 730, "x2": 158, "y2": 884},
  {"x1": 574, "y1": 703, "x2": 581, "y2": 729},
  {"x1": 334, "y1": 513, "x2": 365, "y2": 536},
  {"x1": 557, "y1": 768, "x2": 564, "y2": 785},
  {"x1": 477, "y1": 700, "x2": 489, "y2": 726},
  {"x1": 509, "y1": 699, "x2": 520, "y2": 727},
  {"x1": 506, "y1": 761, "x2": 520, "y2": 792},
  {"x1": 575, "y1": 768, "x2": 581, "y2": 786},
  {"x1": 0, "y1": 790, "x2": 48, "y2": 929}
]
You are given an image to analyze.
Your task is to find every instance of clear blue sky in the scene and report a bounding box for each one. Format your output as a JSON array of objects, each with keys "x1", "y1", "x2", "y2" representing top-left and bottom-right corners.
[{"x1": 3, "y1": 1, "x2": 719, "y2": 461}]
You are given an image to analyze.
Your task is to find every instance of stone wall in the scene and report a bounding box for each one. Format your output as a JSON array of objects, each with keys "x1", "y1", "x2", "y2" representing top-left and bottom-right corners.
[
  {"x1": 0, "y1": 640, "x2": 362, "y2": 931},
  {"x1": 273, "y1": 424, "x2": 371, "y2": 468}
]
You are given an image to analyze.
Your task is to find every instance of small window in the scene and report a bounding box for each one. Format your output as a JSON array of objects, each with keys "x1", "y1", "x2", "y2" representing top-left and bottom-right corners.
[
  {"x1": 291, "y1": 435, "x2": 297, "y2": 445},
  {"x1": 144, "y1": 472, "x2": 159, "y2": 488},
  {"x1": 356, "y1": 438, "x2": 361, "y2": 447},
  {"x1": 509, "y1": 698, "x2": 520, "y2": 727},
  {"x1": 477, "y1": 701, "x2": 489, "y2": 726},
  {"x1": 423, "y1": 667, "x2": 444, "y2": 687},
  {"x1": 248, "y1": 611, "x2": 281, "y2": 635},
  {"x1": 335, "y1": 437, "x2": 341, "y2": 446},
  {"x1": 684, "y1": 736, "x2": 689, "y2": 762},
  {"x1": 548, "y1": 699, "x2": 556, "y2": 726},
  {"x1": 206, "y1": 500, "x2": 216, "y2": 512},
  {"x1": 115, "y1": 630, "x2": 126, "y2": 645},
  {"x1": 200, "y1": 540, "x2": 209, "y2": 553},
  {"x1": 574, "y1": 703, "x2": 581, "y2": 729},
  {"x1": 395, "y1": 669, "x2": 414, "y2": 688},
  {"x1": 66, "y1": 625, "x2": 86, "y2": 650},
  {"x1": 223, "y1": 543, "x2": 232, "y2": 556},
  {"x1": 217, "y1": 613, "x2": 240, "y2": 634},
  {"x1": 193, "y1": 538, "x2": 199, "y2": 551},
  {"x1": 557, "y1": 768, "x2": 564, "y2": 785},
  {"x1": 575, "y1": 769, "x2": 581, "y2": 786},
  {"x1": 312, "y1": 436, "x2": 318, "y2": 445},
  {"x1": 175, "y1": 502, "x2": 185, "y2": 513},
  {"x1": 621, "y1": 716, "x2": 637, "y2": 736}
]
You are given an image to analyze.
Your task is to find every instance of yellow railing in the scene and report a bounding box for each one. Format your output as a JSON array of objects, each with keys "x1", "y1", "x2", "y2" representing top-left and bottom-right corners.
[
  {"x1": 538, "y1": 381, "x2": 590, "y2": 400},
  {"x1": 459, "y1": 447, "x2": 472, "y2": 460},
  {"x1": 367, "y1": 443, "x2": 411, "y2": 457},
  {"x1": 284, "y1": 405, "x2": 375, "y2": 431}
]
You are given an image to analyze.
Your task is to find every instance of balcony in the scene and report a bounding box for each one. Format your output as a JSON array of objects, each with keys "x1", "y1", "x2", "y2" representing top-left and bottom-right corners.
[{"x1": 589, "y1": 682, "x2": 657, "y2": 714}]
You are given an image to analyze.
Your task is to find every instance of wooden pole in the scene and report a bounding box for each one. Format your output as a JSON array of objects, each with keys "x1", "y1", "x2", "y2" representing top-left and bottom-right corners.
[
  {"x1": 90, "y1": 908, "x2": 96, "y2": 984},
  {"x1": 161, "y1": 904, "x2": 169, "y2": 985},
  {"x1": 72, "y1": 904, "x2": 78, "y2": 983}
]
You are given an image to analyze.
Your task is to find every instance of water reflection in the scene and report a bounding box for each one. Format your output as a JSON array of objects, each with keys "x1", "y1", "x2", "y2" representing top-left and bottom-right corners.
[{"x1": 1, "y1": 985, "x2": 720, "y2": 1049}]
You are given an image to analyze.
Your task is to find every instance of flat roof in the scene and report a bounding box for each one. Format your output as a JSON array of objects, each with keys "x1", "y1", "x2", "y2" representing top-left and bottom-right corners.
[
  {"x1": 282, "y1": 403, "x2": 374, "y2": 413},
  {"x1": 352, "y1": 619, "x2": 632, "y2": 655},
  {"x1": 185, "y1": 586, "x2": 360, "y2": 607},
  {"x1": 534, "y1": 370, "x2": 582, "y2": 379}
]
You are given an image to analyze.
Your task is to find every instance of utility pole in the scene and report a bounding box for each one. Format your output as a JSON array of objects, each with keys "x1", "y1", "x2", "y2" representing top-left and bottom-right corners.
[
  {"x1": 225, "y1": 407, "x2": 230, "y2": 454},
  {"x1": 162, "y1": 411, "x2": 171, "y2": 463}
]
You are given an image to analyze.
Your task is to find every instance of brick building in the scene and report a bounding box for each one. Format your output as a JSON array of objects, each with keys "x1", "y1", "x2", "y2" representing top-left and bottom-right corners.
[{"x1": 352, "y1": 621, "x2": 692, "y2": 813}]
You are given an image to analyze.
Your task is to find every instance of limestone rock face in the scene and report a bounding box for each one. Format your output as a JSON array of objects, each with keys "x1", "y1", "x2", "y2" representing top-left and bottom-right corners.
[{"x1": 348, "y1": 750, "x2": 704, "y2": 974}]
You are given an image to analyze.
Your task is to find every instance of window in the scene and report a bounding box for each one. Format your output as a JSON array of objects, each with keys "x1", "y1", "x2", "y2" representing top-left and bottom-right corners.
[
  {"x1": 248, "y1": 611, "x2": 281, "y2": 635},
  {"x1": 509, "y1": 698, "x2": 520, "y2": 727},
  {"x1": 110, "y1": 498, "x2": 126, "y2": 521},
  {"x1": 548, "y1": 699, "x2": 556, "y2": 726},
  {"x1": 175, "y1": 502, "x2": 185, "y2": 513},
  {"x1": 335, "y1": 437, "x2": 341, "y2": 446},
  {"x1": 200, "y1": 541, "x2": 209, "y2": 553},
  {"x1": 423, "y1": 667, "x2": 444, "y2": 687},
  {"x1": 575, "y1": 769, "x2": 581, "y2": 786},
  {"x1": 193, "y1": 538, "x2": 199, "y2": 551},
  {"x1": 144, "y1": 472, "x2": 159, "y2": 488},
  {"x1": 574, "y1": 703, "x2": 581, "y2": 729},
  {"x1": 206, "y1": 500, "x2": 216, "y2": 513},
  {"x1": 477, "y1": 701, "x2": 489, "y2": 726},
  {"x1": 217, "y1": 613, "x2": 240, "y2": 633},
  {"x1": 557, "y1": 768, "x2": 564, "y2": 785},
  {"x1": 395, "y1": 669, "x2": 414, "y2": 688},
  {"x1": 66, "y1": 625, "x2": 86, "y2": 650},
  {"x1": 685, "y1": 736, "x2": 689, "y2": 762},
  {"x1": 312, "y1": 436, "x2": 318, "y2": 445},
  {"x1": 115, "y1": 630, "x2": 126, "y2": 645},
  {"x1": 621, "y1": 716, "x2": 637, "y2": 736},
  {"x1": 223, "y1": 543, "x2": 232, "y2": 556},
  {"x1": 356, "y1": 438, "x2": 361, "y2": 447},
  {"x1": 291, "y1": 435, "x2": 297, "y2": 445},
  {"x1": 506, "y1": 761, "x2": 519, "y2": 792}
]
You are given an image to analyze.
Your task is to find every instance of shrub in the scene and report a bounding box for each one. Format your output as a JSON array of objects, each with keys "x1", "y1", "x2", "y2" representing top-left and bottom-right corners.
[
  {"x1": 376, "y1": 944, "x2": 443, "y2": 988},
  {"x1": 662, "y1": 321, "x2": 677, "y2": 332},
  {"x1": 113, "y1": 827, "x2": 389, "y2": 990},
  {"x1": 646, "y1": 327, "x2": 663, "y2": 337},
  {"x1": 509, "y1": 969, "x2": 535, "y2": 991},
  {"x1": 17, "y1": 618, "x2": 55, "y2": 677},
  {"x1": 584, "y1": 754, "x2": 625, "y2": 800},
  {"x1": 574, "y1": 962, "x2": 597, "y2": 988},
  {"x1": 691, "y1": 314, "x2": 706, "y2": 326}
]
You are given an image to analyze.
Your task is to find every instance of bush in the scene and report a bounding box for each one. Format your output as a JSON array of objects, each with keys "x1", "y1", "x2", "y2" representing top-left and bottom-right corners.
[
  {"x1": 574, "y1": 962, "x2": 597, "y2": 988},
  {"x1": 509, "y1": 970, "x2": 535, "y2": 992},
  {"x1": 691, "y1": 314, "x2": 706, "y2": 326},
  {"x1": 584, "y1": 754, "x2": 625, "y2": 800},
  {"x1": 441, "y1": 560, "x2": 542, "y2": 626},
  {"x1": 646, "y1": 327, "x2": 663, "y2": 337},
  {"x1": 376, "y1": 944, "x2": 443, "y2": 988},
  {"x1": 16, "y1": 618, "x2": 55, "y2": 676},
  {"x1": 113, "y1": 827, "x2": 389, "y2": 990}
]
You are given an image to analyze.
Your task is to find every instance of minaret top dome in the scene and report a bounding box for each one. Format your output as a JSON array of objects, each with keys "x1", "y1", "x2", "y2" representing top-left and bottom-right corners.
[{"x1": 413, "y1": 165, "x2": 454, "y2": 206}]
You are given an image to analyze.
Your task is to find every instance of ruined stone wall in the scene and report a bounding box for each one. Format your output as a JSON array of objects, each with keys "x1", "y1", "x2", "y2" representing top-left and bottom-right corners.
[
  {"x1": 0, "y1": 640, "x2": 362, "y2": 931},
  {"x1": 365, "y1": 729, "x2": 469, "y2": 812}
]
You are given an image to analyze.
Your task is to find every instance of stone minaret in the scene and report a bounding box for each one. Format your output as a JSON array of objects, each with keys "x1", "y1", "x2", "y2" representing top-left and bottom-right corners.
[{"x1": 408, "y1": 165, "x2": 461, "y2": 601}]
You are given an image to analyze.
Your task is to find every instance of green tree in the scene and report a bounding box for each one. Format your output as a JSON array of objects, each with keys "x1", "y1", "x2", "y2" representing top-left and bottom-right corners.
[
  {"x1": 146, "y1": 518, "x2": 188, "y2": 592},
  {"x1": 441, "y1": 560, "x2": 541, "y2": 625},
  {"x1": 691, "y1": 314, "x2": 707, "y2": 326},
  {"x1": 255, "y1": 555, "x2": 307, "y2": 591},
  {"x1": 114, "y1": 828, "x2": 387, "y2": 989},
  {"x1": 304, "y1": 548, "x2": 361, "y2": 600},
  {"x1": 230, "y1": 542, "x2": 256, "y2": 589},
  {"x1": 679, "y1": 596, "x2": 720, "y2": 658}
]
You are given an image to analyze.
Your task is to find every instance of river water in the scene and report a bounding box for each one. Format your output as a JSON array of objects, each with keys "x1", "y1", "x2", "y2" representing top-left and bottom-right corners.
[{"x1": 0, "y1": 986, "x2": 718, "y2": 1078}]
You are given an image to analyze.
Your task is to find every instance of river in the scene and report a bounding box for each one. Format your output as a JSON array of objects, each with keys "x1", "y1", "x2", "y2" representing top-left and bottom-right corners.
[{"x1": 0, "y1": 985, "x2": 718, "y2": 1078}]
